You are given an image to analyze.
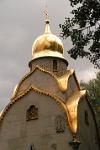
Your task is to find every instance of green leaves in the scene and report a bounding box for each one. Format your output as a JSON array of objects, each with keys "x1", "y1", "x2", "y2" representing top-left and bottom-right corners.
[
  {"x1": 60, "y1": 0, "x2": 100, "y2": 68},
  {"x1": 81, "y1": 71, "x2": 100, "y2": 132},
  {"x1": 69, "y1": 0, "x2": 83, "y2": 6}
]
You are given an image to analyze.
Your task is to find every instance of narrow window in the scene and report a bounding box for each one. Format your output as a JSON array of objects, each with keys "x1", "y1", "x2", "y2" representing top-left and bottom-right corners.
[
  {"x1": 85, "y1": 111, "x2": 89, "y2": 126},
  {"x1": 26, "y1": 105, "x2": 38, "y2": 121},
  {"x1": 30, "y1": 144, "x2": 35, "y2": 150},
  {"x1": 53, "y1": 60, "x2": 57, "y2": 72},
  {"x1": 55, "y1": 115, "x2": 65, "y2": 133}
]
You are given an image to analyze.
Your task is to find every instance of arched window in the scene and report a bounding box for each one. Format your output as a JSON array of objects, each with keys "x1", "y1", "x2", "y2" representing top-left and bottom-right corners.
[
  {"x1": 53, "y1": 60, "x2": 57, "y2": 72},
  {"x1": 55, "y1": 115, "x2": 65, "y2": 133},
  {"x1": 26, "y1": 105, "x2": 38, "y2": 121},
  {"x1": 85, "y1": 110, "x2": 89, "y2": 126}
]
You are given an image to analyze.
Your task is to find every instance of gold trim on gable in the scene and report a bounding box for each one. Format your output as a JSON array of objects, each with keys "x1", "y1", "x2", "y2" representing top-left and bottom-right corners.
[
  {"x1": 57, "y1": 70, "x2": 74, "y2": 92},
  {"x1": 0, "y1": 83, "x2": 86, "y2": 136},
  {"x1": 11, "y1": 65, "x2": 80, "y2": 100},
  {"x1": 11, "y1": 85, "x2": 85, "y2": 135},
  {"x1": 0, "y1": 86, "x2": 69, "y2": 131},
  {"x1": 66, "y1": 90, "x2": 86, "y2": 133}
]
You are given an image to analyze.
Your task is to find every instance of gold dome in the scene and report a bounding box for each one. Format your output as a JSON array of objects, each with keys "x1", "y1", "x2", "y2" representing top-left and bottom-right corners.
[{"x1": 32, "y1": 20, "x2": 64, "y2": 59}]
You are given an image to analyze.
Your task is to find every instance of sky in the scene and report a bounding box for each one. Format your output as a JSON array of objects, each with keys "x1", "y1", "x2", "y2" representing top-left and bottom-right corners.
[{"x1": 0, "y1": 0, "x2": 99, "y2": 110}]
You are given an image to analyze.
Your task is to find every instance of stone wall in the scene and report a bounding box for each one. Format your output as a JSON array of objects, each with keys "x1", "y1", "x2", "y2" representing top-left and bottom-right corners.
[
  {"x1": 77, "y1": 97, "x2": 100, "y2": 150},
  {"x1": 0, "y1": 91, "x2": 72, "y2": 150},
  {"x1": 29, "y1": 57, "x2": 68, "y2": 77}
]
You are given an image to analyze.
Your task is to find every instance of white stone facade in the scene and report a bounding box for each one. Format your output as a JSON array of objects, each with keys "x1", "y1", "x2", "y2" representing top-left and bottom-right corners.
[
  {"x1": 0, "y1": 91, "x2": 73, "y2": 150},
  {"x1": 0, "y1": 57, "x2": 99, "y2": 150}
]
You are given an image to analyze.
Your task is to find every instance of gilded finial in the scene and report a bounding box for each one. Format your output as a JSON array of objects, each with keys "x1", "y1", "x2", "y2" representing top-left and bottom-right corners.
[
  {"x1": 44, "y1": 5, "x2": 49, "y2": 23},
  {"x1": 43, "y1": 5, "x2": 51, "y2": 34}
]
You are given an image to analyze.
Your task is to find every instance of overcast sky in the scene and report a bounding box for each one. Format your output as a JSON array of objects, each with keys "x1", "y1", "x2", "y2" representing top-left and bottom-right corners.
[{"x1": 0, "y1": 0, "x2": 99, "y2": 110}]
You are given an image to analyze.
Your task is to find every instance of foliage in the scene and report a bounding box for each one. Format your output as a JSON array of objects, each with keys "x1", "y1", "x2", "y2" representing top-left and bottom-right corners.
[
  {"x1": 59, "y1": 0, "x2": 100, "y2": 68},
  {"x1": 80, "y1": 71, "x2": 100, "y2": 131}
]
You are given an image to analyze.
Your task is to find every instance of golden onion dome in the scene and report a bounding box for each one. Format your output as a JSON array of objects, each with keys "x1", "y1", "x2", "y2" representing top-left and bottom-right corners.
[{"x1": 32, "y1": 20, "x2": 64, "y2": 59}]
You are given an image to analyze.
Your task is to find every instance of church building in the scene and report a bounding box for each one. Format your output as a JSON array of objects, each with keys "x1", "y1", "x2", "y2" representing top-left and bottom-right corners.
[{"x1": 0, "y1": 15, "x2": 100, "y2": 150}]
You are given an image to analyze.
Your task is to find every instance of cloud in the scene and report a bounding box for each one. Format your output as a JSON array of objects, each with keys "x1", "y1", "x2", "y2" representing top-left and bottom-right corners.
[{"x1": 0, "y1": 0, "x2": 98, "y2": 111}]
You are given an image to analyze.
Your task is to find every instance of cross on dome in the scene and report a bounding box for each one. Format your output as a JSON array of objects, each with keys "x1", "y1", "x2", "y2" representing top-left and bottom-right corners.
[
  {"x1": 32, "y1": 7, "x2": 64, "y2": 59},
  {"x1": 44, "y1": 6, "x2": 49, "y2": 22}
]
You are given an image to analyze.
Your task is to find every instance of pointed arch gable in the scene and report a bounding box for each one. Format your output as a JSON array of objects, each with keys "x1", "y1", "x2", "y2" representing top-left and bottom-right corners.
[
  {"x1": 0, "y1": 86, "x2": 65, "y2": 124},
  {"x1": 11, "y1": 65, "x2": 79, "y2": 101}
]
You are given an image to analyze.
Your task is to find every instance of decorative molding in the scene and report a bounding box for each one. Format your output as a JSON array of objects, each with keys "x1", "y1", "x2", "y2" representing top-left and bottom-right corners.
[
  {"x1": 69, "y1": 133, "x2": 81, "y2": 150},
  {"x1": 55, "y1": 115, "x2": 66, "y2": 133},
  {"x1": 0, "y1": 83, "x2": 86, "y2": 136},
  {"x1": 26, "y1": 105, "x2": 38, "y2": 121},
  {"x1": 0, "y1": 86, "x2": 65, "y2": 125},
  {"x1": 11, "y1": 65, "x2": 80, "y2": 100}
]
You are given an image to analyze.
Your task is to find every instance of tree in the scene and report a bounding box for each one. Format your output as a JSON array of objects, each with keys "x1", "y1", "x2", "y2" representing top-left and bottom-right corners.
[
  {"x1": 80, "y1": 71, "x2": 100, "y2": 131},
  {"x1": 59, "y1": 0, "x2": 100, "y2": 69}
]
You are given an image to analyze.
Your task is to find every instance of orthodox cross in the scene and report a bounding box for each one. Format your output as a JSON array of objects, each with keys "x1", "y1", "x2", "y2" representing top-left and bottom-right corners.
[{"x1": 44, "y1": 6, "x2": 49, "y2": 21}]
